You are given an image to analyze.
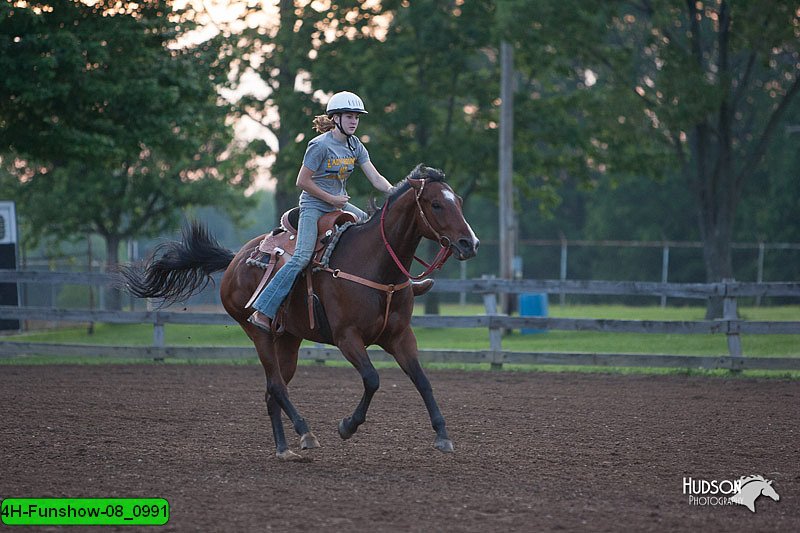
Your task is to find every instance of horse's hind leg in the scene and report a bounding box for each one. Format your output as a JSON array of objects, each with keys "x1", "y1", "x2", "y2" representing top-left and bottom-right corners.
[
  {"x1": 274, "y1": 334, "x2": 320, "y2": 451},
  {"x1": 251, "y1": 332, "x2": 318, "y2": 459},
  {"x1": 382, "y1": 329, "x2": 454, "y2": 453}
]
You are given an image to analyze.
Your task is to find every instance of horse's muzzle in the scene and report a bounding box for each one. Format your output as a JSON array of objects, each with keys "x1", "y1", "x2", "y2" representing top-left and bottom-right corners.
[{"x1": 453, "y1": 236, "x2": 479, "y2": 260}]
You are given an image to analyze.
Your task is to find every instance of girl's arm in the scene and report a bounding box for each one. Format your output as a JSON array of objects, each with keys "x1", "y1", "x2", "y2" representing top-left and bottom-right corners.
[
  {"x1": 296, "y1": 165, "x2": 349, "y2": 208},
  {"x1": 361, "y1": 160, "x2": 393, "y2": 193}
]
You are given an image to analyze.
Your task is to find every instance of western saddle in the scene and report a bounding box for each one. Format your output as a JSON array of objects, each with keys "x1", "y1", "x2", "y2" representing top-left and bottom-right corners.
[{"x1": 246, "y1": 207, "x2": 434, "y2": 333}]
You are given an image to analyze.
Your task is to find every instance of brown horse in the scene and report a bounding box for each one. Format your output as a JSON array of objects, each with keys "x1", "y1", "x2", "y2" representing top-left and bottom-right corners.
[{"x1": 121, "y1": 164, "x2": 479, "y2": 460}]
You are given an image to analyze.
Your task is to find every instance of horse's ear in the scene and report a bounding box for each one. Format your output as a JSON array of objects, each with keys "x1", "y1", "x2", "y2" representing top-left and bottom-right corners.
[{"x1": 367, "y1": 196, "x2": 378, "y2": 215}]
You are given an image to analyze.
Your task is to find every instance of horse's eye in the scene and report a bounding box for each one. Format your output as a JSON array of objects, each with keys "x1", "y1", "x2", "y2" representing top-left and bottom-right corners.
[{"x1": 431, "y1": 201, "x2": 442, "y2": 210}]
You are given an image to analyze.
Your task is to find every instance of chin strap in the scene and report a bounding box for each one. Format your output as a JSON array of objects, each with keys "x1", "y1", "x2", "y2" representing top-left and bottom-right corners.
[{"x1": 334, "y1": 115, "x2": 356, "y2": 152}]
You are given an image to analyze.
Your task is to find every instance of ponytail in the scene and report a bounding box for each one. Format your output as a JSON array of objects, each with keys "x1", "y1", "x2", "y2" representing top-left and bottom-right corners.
[{"x1": 312, "y1": 114, "x2": 335, "y2": 133}]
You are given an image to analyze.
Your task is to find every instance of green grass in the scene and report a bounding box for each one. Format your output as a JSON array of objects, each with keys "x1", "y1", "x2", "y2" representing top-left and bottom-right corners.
[
  {"x1": 2, "y1": 304, "x2": 798, "y2": 377},
  {"x1": 413, "y1": 328, "x2": 799, "y2": 357},
  {"x1": 4, "y1": 323, "x2": 252, "y2": 347},
  {"x1": 411, "y1": 303, "x2": 799, "y2": 357},
  {"x1": 443, "y1": 302, "x2": 799, "y2": 321},
  {"x1": 3, "y1": 304, "x2": 797, "y2": 356}
]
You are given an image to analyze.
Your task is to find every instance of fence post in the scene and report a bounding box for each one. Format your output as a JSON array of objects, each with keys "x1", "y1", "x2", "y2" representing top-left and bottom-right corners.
[
  {"x1": 559, "y1": 235, "x2": 568, "y2": 306},
  {"x1": 482, "y1": 287, "x2": 503, "y2": 370},
  {"x1": 723, "y1": 279, "x2": 742, "y2": 360},
  {"x1": 153, "y1": 311, "x2": 165, "y2": 346},
  {"x1": 459, "y1": 261, "x2": 467, "y2": 306},
  {"x1": 660, "y1": 244, "x2": 670, "y2": 308},
  {"x1": 313, "y1": 342, "x2": 326, "y2": 366},
  {"x1": 756, "y1": 242, "x2": 765, "y2": 307}
]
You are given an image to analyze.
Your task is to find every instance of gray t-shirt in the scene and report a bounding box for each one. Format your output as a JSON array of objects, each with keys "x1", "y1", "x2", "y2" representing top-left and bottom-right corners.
[{"x1": 298, "y1": 132, "x2": 370, "y2": 212}]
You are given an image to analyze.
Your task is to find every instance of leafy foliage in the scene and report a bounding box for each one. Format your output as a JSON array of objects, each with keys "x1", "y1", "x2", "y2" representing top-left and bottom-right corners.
[
  {"x1": 1, "y1": 0, "x2": 798, "y2": 299},
  {"x1": 309, "y1": 1, "x2": 498, "y2": 201},
  {"x1": 224, "y1": 0, "x2": 327, "y2": 217},
  {"x1": 0, "y1": 0, "x2": 256, "y2": 257},
  {"x1": 500, "y1": 0, "x2": 800, "y2": 306}
]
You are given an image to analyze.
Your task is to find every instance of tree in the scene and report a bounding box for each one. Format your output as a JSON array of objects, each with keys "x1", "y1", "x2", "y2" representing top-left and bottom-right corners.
[
  {"x1": 224, "y1": 0, "x2": 327, "y2": 219},
  {"x1": 0, "y1": 0, "x2": 256, "y2": 308},
  {"x1": 311, "y1": 0, "x2": 497, "y2": 199},
  {"x1": 737, "y1": 99, "x2": 800, "y2": 245},
  {"x1": 310, "y1": 1, "x2": 498, "y2": 312},
  {"x1": 500, "y1": 0, "x2": 800, "y2": 317}
]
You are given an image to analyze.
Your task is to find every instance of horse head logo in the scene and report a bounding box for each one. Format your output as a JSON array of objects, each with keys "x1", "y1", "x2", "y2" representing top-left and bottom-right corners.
[{"x1": 729, "y1": 475, "x2": 780, "y2": 513}]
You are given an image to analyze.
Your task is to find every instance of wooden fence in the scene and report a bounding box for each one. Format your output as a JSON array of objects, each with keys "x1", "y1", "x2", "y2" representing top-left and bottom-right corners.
[{"x1": 0, "y1": 270, "x2": 799, "y2": 371}]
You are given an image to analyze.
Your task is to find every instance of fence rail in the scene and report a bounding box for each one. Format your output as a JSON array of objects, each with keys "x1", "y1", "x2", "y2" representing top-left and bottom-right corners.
[
  {"x1": 0, "y1": 271, "x2": 798, "y2": 371},
  {"x1": 433, "y1": 278, "x2": 800, "y2": 298},
  {"x1": 5, "y1": 270, "x2": 799, "y2": 298},
  {"x1": 2, "y1": 305, "x2": 799, "y2": 335}
]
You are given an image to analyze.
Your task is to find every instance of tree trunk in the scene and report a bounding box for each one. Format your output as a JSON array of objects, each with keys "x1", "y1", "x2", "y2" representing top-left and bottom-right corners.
[
  {"x1": 701, "y1": 222, "x2": 734, "y2": 319},
  {"x1": 691, "y1": 115, "x2": 737, "y2": 318},
  {"x1": 271, "y1": 0, "x2": 301, "y2": 225},
  {"x1": 697, "y1": 163, "x2": 735, "y2": 319},
  {"x1": 273, "y1": 176, "x2": 295, "y2": 224},
  {"x1": 105, "y1": 234, "x2": 122, "y2": 311}
]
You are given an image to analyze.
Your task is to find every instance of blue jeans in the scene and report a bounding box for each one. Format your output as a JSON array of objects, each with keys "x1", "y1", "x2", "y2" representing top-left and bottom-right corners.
[{"x1": 253, "y1": 203, "x2": 366, "y2": 319}]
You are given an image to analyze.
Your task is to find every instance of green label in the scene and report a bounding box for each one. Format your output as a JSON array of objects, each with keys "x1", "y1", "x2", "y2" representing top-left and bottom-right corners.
[{"x1": 1, "y1": 498, "x2": 169, "y2": 526}]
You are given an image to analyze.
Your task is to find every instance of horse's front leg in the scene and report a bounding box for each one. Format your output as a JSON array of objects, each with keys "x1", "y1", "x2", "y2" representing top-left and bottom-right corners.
[
  {"x1": 265, "y1": 393, "x2": 294, "y2": 459},
  {"x1": 336, "y1": 335, "x2": 380, "y2": 440},
  {"x1": 382, "y1": 328, "x2": 454, "y2": 453}
]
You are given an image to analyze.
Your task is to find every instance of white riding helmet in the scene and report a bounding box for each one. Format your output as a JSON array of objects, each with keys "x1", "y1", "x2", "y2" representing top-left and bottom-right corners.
[{"x1": 326, "y1": 91, "x2": 368, "y2": 116}]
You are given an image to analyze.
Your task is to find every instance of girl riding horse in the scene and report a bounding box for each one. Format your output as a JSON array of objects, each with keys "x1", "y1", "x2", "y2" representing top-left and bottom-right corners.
[{"x1": 248, "y1": 91, "x2": 394, "y2": 333}]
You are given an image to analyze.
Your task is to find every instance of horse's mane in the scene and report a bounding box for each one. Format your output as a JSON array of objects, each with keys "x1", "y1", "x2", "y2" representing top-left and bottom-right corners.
[
  {"x1": 366, "y1": 164, "x2": 446, "y2": 221},
  {"x1": 738, "y1": 475, "x2": 768, "y2": 485}
]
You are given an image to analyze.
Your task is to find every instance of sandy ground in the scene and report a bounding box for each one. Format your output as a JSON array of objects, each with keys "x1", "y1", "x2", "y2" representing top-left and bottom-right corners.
[{"x1": 1, "y1": 364, "x2": 797, "y2": 532}]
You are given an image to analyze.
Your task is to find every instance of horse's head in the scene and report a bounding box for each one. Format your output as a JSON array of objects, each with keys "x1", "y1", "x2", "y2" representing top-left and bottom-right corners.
[
  {"x1": 761, "y1": 480, "x2": 780, "y2": 502},
  {"x1": 734, "y1": 475, "x2": 781, "y2": 511},
  {"x1": 406, "y1": 165, "x2": 479, "y2": 260}
]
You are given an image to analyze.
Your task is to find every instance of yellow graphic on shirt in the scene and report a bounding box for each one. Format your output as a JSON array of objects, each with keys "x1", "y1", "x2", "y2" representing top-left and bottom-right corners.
[{"x1": 325, "y1": 157, "x2": 356, "y2": 181}]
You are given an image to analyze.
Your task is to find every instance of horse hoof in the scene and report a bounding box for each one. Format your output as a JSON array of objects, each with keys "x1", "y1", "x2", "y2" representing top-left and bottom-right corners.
[
  {"x1": 338, "y1": 419, "x2": 354, "y2": 440},
  {"x1": 434, "y1": 438, "x2": 455, "y2": 453},
  {"x1": 300, "y1": 432, "x2": 320, "y2": 450},
  {"x1": 276, "y1": 449, "x2": 303, "y2": 461}
]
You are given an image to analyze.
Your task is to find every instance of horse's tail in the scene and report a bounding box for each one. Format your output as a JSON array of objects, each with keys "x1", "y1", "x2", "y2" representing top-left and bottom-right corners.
[{"x1": 119, "y1": 222, "x2": 235, "y2": 306}]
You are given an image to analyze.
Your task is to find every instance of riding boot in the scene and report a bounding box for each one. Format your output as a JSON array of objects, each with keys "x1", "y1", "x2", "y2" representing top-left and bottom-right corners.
[
  {"x1": 247, "y1": 310, "x2": 274, "y2": 333},
  {"x1": 411, "y1": 279, "x2": 434, "y2": 297}
]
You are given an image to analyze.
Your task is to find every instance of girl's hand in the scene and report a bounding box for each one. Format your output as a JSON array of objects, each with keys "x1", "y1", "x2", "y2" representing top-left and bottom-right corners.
[{"x1": 328, "y1": 194, "x2": 350, "y2": 209}]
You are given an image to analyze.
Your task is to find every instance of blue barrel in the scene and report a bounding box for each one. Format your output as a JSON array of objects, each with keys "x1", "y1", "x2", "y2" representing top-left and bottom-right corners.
[{"x1": 519, "y1": 293, "x2": 548, "y2": 334}]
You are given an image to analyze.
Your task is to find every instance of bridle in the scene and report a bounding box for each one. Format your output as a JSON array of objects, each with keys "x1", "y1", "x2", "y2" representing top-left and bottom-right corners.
[
  {"x1": 315, "y1": 177, "x2": 454, "y2": 343},
  {"x1": 380, "y1": 179, "x2": 453, "y2": 280}
]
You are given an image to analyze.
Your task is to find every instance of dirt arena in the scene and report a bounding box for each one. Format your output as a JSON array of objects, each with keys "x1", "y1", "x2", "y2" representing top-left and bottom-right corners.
[{"x1": 1, "y1": 364, "x2": 797, "y2": 532}]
